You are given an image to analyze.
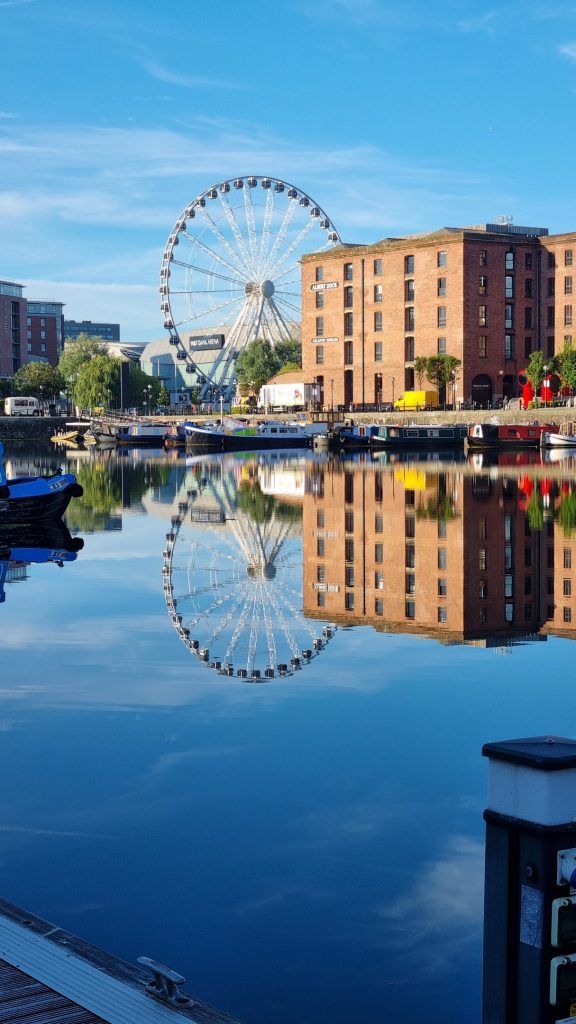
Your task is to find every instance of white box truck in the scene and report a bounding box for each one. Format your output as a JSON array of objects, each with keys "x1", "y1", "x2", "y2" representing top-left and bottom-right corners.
[{"x1": 258, "y1": 381, "x2": 314, "y2": 411}]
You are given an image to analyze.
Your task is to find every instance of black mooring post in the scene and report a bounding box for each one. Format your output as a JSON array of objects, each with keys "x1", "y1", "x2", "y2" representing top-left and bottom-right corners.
[{"x1": 483, "y1": 736, "x2": 576, "y2": 1024}]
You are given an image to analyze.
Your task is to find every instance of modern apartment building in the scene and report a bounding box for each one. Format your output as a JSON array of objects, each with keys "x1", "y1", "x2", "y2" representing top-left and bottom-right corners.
[
  {"x1": 64, "y1": 320, "x2": 120, "y2": 342},
  {"x1": 301, "y1": 222, "x2": 576, "y2": 410},
  {"x1": 0, "y1": 279, "x2": 66, "y2": 375},
  {"x1": 26, "y1": 299, "x2": 65, "y2": 366},
  {"x1": 0, "y1": 280, "x2": 27, "y2": 377}
]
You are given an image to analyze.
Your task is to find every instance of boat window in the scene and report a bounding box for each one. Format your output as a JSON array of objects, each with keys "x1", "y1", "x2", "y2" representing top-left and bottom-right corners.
[{"x1": 406, "y1": 429, "x2": 419, "y2": 437}]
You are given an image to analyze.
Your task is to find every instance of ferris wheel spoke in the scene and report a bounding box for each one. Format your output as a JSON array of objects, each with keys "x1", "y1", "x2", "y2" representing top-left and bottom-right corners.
[
  {"x1": 273, "y1": 293, "x2": 302, "y2": 320},
  {"x1": 182, "y1": 231, "x2": 251, "y2": 283},
  {"x1": 218, "y1": 193, "x2": 256, "y2": 273},
  {"x1": 260, "y1": 583, "x2": 278, "y2": 667},
  {"x1": 242, "y1": 186, "x2": 259, "y2": 272},
  {"x1": 267, "y1": 588, "x2": 301, "y2": 659},
  {"x1": 261, "y1": 198, "x2": 299, "y2": 277},
  {"x1": 247, "y1": 592, "x2": 261, "y2": 674},
  {"x1": 173, "y1": 294, "x2": 243, "y2": 328},
  {"x1": 257, "y1": 186, "x2": 275, "y2": 279},
  {"x1": 195, "y1": 206, "x2": 252, "y2": 281},
  {"x1": 205, "y1": 297, "x2": 257, "y2": 388},
  {"x1": 225, "y1": 591, "x2": 255, "y2": 666},
  {"x1": 268, "y1": 218, "x2": 316, "y2": 281},
  {"x1": 274, "y1": 260, "x2": 302, "y2": 286},
  {"x1": 171, "y1": 260, "x2": 246, "y2": 288},
  {"x1": 267, "y1": 298, "x2": 295, "y2": 343}
]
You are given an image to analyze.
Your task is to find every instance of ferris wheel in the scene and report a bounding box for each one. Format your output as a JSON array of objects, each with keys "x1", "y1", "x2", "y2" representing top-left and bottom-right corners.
[
  {"x1": 161, "y1": 456, "x2": 336, "y2": 681},
  {"x1": 160, "y1": 176, "x2": 340, "y2": 403}
]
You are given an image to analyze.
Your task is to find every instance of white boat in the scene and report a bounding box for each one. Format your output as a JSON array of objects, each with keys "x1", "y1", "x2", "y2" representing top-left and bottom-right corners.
[{"x1": 540, "y1": 430, "x2": 576, "y2": 448}]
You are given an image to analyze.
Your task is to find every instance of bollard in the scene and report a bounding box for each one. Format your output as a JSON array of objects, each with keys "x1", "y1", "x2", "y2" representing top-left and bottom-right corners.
[{"x1": 483, "y1": 736, "x2": 576, "y2": 1024}]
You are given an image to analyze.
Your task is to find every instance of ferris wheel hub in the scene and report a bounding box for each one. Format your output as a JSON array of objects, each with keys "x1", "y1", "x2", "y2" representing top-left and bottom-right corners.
[
  {"x1": 247, "y1": 562, "x2": 277, "y2": 580},
  {"x1": 244, "y1": 279, "x2": 275, "y2": 299}
]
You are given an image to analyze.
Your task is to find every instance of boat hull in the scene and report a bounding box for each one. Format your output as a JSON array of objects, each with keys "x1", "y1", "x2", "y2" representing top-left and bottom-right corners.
[
  {"x1": 467, "y1": 423, "x2": 557, "y2": 449},
  {"x1": 370, "y1": 425, "x2": 468, "y2": 449},
  {"x1": 183, "y1": 421, "x2": 313, "y2": 450},
  {"x1": 184, "y1": 430, "x2": 312, "y2": 451},
  {"x1": 0, "y1": 476, "x2": 83, "y2": 523},
  {"x1": 540, "y1": 431, "x2": 576, "y2": 448}
]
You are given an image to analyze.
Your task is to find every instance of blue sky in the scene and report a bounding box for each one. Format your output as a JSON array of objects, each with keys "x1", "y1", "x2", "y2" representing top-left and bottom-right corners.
[{"x1": 2, "y1": 0, "x2": 576, "y2": 341}]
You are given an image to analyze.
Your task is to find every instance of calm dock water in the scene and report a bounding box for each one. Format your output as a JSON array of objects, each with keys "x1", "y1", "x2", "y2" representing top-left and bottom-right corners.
[{"x1": 1, "y1": 442, "x2": 576, "y2": 1023}]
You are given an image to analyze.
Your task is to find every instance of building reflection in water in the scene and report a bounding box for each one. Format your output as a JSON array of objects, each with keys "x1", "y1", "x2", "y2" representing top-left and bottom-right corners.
[{"x1": 301, "y1": 457, "x2": 576, "y2": 649}]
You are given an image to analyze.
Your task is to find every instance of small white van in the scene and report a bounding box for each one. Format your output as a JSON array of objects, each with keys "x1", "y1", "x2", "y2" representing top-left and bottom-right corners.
[{"x1": 4, "y1": 396, "x2": 41, "y2": 416}]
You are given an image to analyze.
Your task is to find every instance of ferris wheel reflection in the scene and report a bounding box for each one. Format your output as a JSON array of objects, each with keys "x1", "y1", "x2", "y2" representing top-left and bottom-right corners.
[{"x1": 162, "y1": 453, "x2": 336, "y2": 681}]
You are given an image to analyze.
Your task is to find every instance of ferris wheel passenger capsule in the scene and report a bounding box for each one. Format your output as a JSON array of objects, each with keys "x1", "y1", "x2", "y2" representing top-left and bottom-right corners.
[
  {"x1": 219, "y1": 182, "x2": 230, "y2": 193},
  {"x1": 299, "y1": 196, "x2": 309, "y2": 207},
  {"x1": 274, "y1": 182, "x2": 284, "y2": 192},
  {"x1": 310, "y1": 207, "x2": 320, "y2": 217},
  {"x1": 247, "y1": 177, "x2": 257, "y2": 187},
  {"x1": 287, "y1": 188, "x2": 298, "y2": 198},
  {"x1": 168, "y1": 334, "x2": 178, "y2": 343},
  {"x1": 320, "y1": 218, "x2": 329, "y2": 229},
  {"x1": 207, "y1": 189, "x2": 217, "y2": 200},
  {"x1": 261, "y1": 178, "x2": 271, "y2": 189},
  {"x1": 328, "y1": 231, "x2": 338, "y2": 242},
  {"x1": 265, "y1": 668, "x2": 275, "y2": 679},
  {"x1": 237, "y1": 668, "x2": 248, "y2": 678},
  {"x1": 196, "y1": 197, "x2": 206, "y2": 207},
  {"x1": 233, "y1": 178, "x2": 244, "y2": 188}
]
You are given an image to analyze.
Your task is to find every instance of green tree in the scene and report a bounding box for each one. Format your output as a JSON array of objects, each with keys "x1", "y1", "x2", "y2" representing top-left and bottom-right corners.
[
  {"x1": 13, "y1": 362, "x2": 65, "y2": 401},
  {"x1": 127, "y1": 364, "x2": 159, "y2": 408},
  {"x1": 73, "y1": 354, "x2": 119, "y2": 410},
  {"x1": 158, "y1": 384, "x2": 170, "y2": 407},
  {"x1": 526, "y1": 350, "x2": 549, "y2": 392},
  {"x1": 235, "y1": 338, "x2": 281, "y2": 394},
  {"x1": 274, "y1": 338, "x2": 302, "y2": 369},
  {"x1": 557, "y1": 341, "x2": 576, "y2": 395},
  {"x1": 276, "y1": 361, "x2": 301, "y2": 374},
  {"x1": 424, "y1": 356, "x2": 445, "y2": 395},
  {"x1": 59, "y1": 334, "x2": 109, "y2": 401},
  {"x1": 414, "y1": 356, "x2": 428, "y2": 388},
  {"x1": 424, "y1": 355, "x2": 461, "y2": 404}
]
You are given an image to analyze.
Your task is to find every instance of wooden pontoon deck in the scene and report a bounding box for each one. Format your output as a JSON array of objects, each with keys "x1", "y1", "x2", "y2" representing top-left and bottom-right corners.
[{"x1": 0, "y1": 899, "x2": 243, "y2": 1024}]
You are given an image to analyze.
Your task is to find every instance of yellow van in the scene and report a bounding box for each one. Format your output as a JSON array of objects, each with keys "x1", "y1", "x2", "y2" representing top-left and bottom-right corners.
[{"x1": 393, "y1": 390, "x2": 438, "y2": 411}]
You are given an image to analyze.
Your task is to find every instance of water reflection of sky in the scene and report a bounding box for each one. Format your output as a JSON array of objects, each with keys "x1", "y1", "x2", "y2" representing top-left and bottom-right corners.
[{"x1": 1, "y1": 448, "x2": 576, "y2": 1024}]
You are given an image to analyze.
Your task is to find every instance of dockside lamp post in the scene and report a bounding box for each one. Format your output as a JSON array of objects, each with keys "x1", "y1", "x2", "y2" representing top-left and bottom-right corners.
[{"x1": 483, "y1": 736, "x2": 576, "y2": 1024}]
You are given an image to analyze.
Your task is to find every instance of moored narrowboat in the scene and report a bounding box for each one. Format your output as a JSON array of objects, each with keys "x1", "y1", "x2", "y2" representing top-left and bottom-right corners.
[{"x1": 467, "y1": 422, "x2": 558, "y2": 449}]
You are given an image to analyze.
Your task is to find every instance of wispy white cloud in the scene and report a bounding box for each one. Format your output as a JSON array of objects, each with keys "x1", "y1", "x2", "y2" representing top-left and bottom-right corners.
[
  {"x1": 0, "y1": 0, "x2": 39, "y2": 6},
  {"x1": 559, "y1": 41, "x2": 576, "y2": 61},
  {"x1": 143, "y1": 59, "x2": 248, "y2": 92},
  {"x1": 378, "y1": 835, "x2": 484, "y2": 974},
  {"x1": 457, "y1": 9, "x2": 502, "y2": 33}
]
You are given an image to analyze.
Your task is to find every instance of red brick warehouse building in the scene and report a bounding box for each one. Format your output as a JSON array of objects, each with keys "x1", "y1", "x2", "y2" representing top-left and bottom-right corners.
[{"x1": 301, "y1": 221, "x2": 576, "y2": 410}]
